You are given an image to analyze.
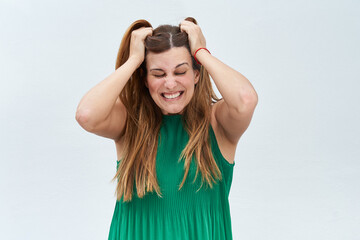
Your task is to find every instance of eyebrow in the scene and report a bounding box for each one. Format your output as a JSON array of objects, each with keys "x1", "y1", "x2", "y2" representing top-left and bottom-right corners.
[{"x1": 150, "y1": 62, "x2": 189, "y2": 72}]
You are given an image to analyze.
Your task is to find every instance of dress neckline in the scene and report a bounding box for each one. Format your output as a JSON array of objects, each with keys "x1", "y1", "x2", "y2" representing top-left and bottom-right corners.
[{"x1": 162, "y1": 114, "x2": 182, "y2": 120}]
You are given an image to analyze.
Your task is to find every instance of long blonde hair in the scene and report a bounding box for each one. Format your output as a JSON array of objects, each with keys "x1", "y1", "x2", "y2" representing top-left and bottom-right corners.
[{"x1": 111, "y1": 17, "x2": 223, "y2": 202}]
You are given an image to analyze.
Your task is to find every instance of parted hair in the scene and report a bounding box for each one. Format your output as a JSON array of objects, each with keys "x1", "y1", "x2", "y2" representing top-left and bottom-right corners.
[{"x1": 111, "y1": 17, "x2": 223, "y2": 202}]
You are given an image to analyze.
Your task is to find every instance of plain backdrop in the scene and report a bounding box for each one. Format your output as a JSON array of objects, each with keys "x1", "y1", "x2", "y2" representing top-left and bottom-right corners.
[{"x1": 1, "y1": 0, "x2": 359, "y2": 239}]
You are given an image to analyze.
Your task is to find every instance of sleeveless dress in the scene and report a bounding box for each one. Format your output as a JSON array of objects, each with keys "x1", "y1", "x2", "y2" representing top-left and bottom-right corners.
[{"x1": 108, "y1": 114, "x2": 235, "y2": 240}]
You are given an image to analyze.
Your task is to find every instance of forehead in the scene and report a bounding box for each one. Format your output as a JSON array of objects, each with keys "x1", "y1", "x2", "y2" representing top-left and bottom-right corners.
[{"x1": 146, "y1": 47, "x2": 191, "y2": 70}]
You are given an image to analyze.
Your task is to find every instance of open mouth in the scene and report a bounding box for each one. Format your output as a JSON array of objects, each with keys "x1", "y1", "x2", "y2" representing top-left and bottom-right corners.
[{"x1": 161, "y1": 91, "x2": 184, "y2": 100}]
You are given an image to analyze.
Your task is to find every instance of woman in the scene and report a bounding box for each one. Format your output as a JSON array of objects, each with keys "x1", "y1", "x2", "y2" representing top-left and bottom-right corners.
[{"x1": 76, "y1": 17, "x2": 258, "y2": 240}]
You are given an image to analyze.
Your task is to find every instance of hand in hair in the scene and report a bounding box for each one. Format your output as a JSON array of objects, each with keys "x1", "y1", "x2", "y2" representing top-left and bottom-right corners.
[
  {"x1": 129, "y1": 27, "x2": 153, "y2": 64},
  {"x1": 179, "y1": 20, "x2": 207, "y2": 56}
]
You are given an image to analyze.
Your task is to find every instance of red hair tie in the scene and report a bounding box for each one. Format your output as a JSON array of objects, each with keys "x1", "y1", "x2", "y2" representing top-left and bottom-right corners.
[{"x1": 193, "y1": 47, "x2": 211, "y2": 65}]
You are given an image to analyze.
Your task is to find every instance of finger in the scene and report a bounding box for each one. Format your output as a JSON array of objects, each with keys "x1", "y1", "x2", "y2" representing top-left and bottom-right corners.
[
  {"x1": 141, "y1": 28, "x2": 153, "y2": 37},
  {"x1": 145, "y1": 30, "x2": 153, "y2": 37},
  {"x1": 180, "y1": 20, "x2": 192, "y2": 27},
  {"x1": 179, "y1": 24, "x2": 185, "y2": 32},
  {"x1": 181, "y1": 20, "x2": 196, "y2": 28},
  {"x1": 179, "y1": 24, "x2": 189, "y2": 33}
]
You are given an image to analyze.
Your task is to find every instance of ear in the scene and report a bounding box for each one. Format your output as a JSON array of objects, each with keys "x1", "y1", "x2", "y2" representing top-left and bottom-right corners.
[{"x1": 194, "y1": 70, "x2": 200, "y2": 85}]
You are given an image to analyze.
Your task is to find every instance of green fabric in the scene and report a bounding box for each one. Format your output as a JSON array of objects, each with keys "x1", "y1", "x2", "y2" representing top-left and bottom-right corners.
[{"x1": 108, "y1": 114, "x2": 235, "y2": 240}]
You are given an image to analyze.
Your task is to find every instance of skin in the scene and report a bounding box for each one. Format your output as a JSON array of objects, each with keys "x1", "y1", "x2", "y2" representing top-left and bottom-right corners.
[{"x1": 145, "y1": 47, "x2": 199, "y2": 115}]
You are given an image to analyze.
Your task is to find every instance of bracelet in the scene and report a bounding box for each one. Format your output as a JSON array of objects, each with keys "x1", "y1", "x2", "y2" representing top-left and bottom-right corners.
[{"x1": 193, "y1": 47, "x2": 211, "y2": 65}]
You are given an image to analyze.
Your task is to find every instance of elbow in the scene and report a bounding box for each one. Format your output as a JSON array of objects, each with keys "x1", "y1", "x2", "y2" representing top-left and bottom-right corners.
[
  {"x1": 75, "y1": 107, "x2": 88, "y2": 124},
  {"x1": 246, "y1": 89, "x2": 258, "y2": 107},
  {"x1": 75, "y1": 111, "x2": 86, "y2": 125},
  {"x1": 75, "y1": 109, "x2": 96, "y2": 132},
  {"x1": 236, "y1": 89, "x2": 258, "y2": 113}
]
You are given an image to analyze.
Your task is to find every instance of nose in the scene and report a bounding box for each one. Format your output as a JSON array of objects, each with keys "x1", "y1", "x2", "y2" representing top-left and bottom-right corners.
[{"x1": 164, "y1": 76, "x2": 177, "y2": 89}]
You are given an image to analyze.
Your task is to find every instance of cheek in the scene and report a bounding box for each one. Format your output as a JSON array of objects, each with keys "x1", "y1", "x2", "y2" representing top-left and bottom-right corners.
[
  {"x1": 181, "y1": 76, "x2": 196, "y2": 87},
  {"x1": 146, "y1": 79, "x2": 161, "y2": 94}
]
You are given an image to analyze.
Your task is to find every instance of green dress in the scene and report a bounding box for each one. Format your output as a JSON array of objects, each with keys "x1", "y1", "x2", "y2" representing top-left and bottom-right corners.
[{"x1": 108, "y1": 114, "x2": 235, "y2": 240}]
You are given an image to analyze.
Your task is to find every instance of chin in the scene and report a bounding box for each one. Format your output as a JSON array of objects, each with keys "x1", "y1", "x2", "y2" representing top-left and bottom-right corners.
[{"x1": 161, "y1": 107, "x2": 185, "y2": 115}]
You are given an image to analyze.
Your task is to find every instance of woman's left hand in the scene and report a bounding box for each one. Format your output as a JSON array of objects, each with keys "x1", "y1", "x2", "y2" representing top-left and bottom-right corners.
[{"x1": 180, "y1": 20, "x2": 207, "y2": 56}]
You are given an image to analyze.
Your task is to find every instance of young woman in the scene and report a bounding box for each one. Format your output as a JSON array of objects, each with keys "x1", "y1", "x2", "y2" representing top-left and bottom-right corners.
[{"x1": 76, "y1": 17, "x2": 258, "y2": 240}]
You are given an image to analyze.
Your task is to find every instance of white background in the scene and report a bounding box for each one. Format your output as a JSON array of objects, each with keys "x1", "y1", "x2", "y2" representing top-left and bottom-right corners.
[{"x1": 1, "y1": 0, "x2": 359, "y2": 239}]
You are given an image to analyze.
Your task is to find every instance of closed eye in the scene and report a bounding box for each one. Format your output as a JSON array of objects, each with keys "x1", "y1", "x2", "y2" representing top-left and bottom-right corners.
[
  {"x1": 154, "y1": 74, "x2": 165, "y2": 78},
  {"x1": 176, "y1": 72, "x2": 186, "y2": 75},
  {"x1": 154, "y1": 72, "x2": 186, "y2": 78}
]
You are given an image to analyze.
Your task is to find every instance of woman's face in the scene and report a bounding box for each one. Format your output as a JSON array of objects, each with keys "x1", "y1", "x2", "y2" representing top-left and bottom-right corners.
[{"x1": 145, "y1": 47, "x2": 199, "y2": 115}]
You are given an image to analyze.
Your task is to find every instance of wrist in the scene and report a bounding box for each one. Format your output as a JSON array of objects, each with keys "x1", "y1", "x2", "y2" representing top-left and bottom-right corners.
[
  {"x1": 127, "y1": 56, "x2": 143, "y2": 69},
  {"x1": 193, "y1": 47, "x2": 211, "y2": 65}
]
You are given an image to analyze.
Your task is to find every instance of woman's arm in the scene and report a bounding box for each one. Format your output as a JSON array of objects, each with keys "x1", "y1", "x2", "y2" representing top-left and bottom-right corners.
[
  {"x1": 75, "y1": 27, "x2": 153, "y2": 140},
  {"x1": 75, "y1": 57, "x2": 139, "y2": 130},
  {"x1": 196, "y1": 50, "x2": 258, "y2": 144},
  {"x1": 180, "y1": 20, "x2": 258, "y2": 145}
]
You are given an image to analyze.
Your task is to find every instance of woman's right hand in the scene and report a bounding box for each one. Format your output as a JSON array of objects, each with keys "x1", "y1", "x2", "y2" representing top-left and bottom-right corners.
[{"x1": 128, "y1": 27, "x2": 153, "y2": 66}]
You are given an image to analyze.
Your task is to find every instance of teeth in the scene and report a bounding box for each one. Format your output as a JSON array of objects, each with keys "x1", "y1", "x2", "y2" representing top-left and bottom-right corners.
[{"x1": 163, "y1": 91, "x2": 181, "y2": 99}]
